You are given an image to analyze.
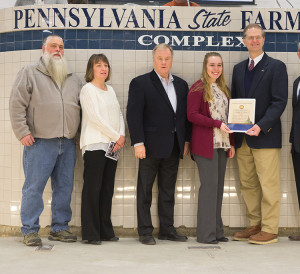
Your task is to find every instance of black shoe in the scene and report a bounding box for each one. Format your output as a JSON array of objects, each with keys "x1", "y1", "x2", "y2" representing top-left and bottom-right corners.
[
  {"x1": 204, "y1": 240, "x2": 219, "y2": 244},
  {"x1": 158, "y1": 231, "x2": 187, "y2": 242},
  {"x1": 217, "y1": 237, "x2": 229, "y2": 242},
  {"x1": 198, "y1": 239, "x2": 219, "y2": 244},
  {"x1": 289, "y1": 235, "x2": 300, "y2": 241},
  {"x1": 139, "y1": 235, "x2": 156, "y2": 245},
  {"x1": 87, "y1": 240, "x2": 102, "y2": 245},
  {"x1": 101, "y1": 236, "x2": 119, "y2": 241}
]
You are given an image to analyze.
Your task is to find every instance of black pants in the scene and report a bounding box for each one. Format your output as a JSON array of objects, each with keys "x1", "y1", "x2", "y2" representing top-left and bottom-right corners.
[
  {"x1": 292, "y1": 148, "x2": 300, "y2": 209},
  {"x1": 137, "y1": 135, "x2": 180, "y2": 236},
  {"x1": 81, "y1": 150, "x2": 117, "y2": 241}
]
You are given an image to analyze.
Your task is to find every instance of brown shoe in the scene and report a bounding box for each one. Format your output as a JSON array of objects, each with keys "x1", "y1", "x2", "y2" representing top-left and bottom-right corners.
[
  {"x1": 233, "y1": 225, "x2": 261, "y2": 241},
  {"x1": 289, "y1": 235, "x2": 300, "y2": 241},
  {"x1": 23, "y1": 232, "x2": 42, "y2": 246},
  {"x1": 248, "y1": 231, "x2": 278, "y2": 245}
]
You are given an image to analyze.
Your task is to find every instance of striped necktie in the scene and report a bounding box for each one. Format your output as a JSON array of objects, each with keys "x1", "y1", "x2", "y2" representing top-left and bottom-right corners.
[{"x1": 248, "y1": 59, "x2": 255, "y2": 71}]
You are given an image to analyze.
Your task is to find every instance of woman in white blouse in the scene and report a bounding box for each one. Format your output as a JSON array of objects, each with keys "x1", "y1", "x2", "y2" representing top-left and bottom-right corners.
[{"x1": 80, "y1": 54, "x2": 125, "y2": 245}]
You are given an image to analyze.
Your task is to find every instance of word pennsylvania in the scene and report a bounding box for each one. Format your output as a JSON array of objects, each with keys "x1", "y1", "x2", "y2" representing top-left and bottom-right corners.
[{"x1": 13, "y1": 6, "x2": 300, "y2": 31}]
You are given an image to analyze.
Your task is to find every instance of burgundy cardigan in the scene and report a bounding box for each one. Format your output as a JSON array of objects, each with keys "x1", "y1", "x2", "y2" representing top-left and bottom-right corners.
[{"x1": 187, "y1": 80, "x2": 234, "y2": 160}]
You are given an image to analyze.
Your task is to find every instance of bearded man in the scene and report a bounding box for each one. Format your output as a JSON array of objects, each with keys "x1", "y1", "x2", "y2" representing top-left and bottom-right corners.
[{"x1": 9, "y1": 35, "x2": 82, "y2": 246}]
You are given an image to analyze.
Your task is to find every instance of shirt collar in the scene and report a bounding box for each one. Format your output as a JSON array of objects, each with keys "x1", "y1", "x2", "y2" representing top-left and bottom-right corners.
[
  {"x1": 154, "y1": 70, "x2": 174, "y2": 85},
  {"x1": 248, "y1": 52, "x2": 264, "y2": 67}
]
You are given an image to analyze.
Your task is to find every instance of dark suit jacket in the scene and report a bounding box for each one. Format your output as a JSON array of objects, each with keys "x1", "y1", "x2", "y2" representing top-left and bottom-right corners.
[
  {"x1": 126, "y1": 70, "x2": 191, "y2": 158},
  {"x1": 231, "y1": 53, "x2": 288, "y2": 149},
  {"x1": 290, "y1": 76, "x2": 300, "y2": 153}
]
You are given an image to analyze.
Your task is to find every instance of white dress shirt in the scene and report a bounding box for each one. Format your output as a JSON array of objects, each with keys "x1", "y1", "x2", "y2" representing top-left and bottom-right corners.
[
  {"x1": 248, "y1": 52, "x2": 264, "y2": 68},
  {"x1": 155, "y1": 70, "x2": 177, "y2": 113}
]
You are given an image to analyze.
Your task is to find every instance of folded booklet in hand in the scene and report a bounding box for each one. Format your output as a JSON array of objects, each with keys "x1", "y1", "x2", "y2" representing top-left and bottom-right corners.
[{"x1": 105, "y1": 141, "x2": 120, "y2": 161}]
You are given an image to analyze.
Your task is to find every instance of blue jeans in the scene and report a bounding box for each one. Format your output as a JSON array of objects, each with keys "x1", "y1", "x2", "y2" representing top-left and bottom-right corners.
[{"x1": 21, "y1": 138, "x2": 76, "y2": 236}]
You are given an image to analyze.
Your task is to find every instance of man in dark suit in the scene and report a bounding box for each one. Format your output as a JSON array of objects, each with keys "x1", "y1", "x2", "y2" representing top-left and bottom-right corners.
[
  {"x1": 289, "y1": 43, "x2": 300, "y2": 241},
  {"x1": 231, "y1": 24, "x2": 288, "y2": 244},
  {"x1": 127, "y1": 43, "x2": 190, "y2": 245}
]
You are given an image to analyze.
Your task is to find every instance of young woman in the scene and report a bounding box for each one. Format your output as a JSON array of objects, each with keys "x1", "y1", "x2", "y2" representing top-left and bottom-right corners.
[
  {"x1": 80, "y1": 54, "x2": 125, "y2": 245},
  {"x1": 187, "y1": 52, "x2": 235, "y2": 244}
]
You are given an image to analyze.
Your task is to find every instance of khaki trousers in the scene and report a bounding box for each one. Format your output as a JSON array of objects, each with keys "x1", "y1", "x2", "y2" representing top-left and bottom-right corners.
[{"x1": 236, "y1": 138, "x2": 281, "y2": 234}]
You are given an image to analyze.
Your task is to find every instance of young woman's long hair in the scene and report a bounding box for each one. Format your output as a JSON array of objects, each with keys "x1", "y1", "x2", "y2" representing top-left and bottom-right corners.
[{"x1": 192, "y1": 52, "x2": 230, "y2": 102}]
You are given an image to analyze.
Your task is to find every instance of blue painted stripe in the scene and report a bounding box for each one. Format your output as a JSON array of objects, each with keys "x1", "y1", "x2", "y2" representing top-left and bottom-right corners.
[{"x1": 0, "y1": 29, "x2": 299, "y2": 52}]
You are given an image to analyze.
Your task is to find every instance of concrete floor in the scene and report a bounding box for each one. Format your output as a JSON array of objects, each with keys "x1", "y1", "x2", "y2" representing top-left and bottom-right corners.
[{"x1": 0, "y1": 237, "x2": 300, "y2": 274}]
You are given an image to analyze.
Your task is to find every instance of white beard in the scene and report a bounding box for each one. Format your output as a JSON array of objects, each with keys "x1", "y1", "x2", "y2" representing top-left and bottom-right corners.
[{"x1": 43, "y1": 51, "x2": 68, "y2": 89}]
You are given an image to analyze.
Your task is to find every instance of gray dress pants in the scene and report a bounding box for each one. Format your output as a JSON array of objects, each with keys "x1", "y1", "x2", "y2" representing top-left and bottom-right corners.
[{"x1": 193, "y1": 149, "x2": 227, "y2": 243}]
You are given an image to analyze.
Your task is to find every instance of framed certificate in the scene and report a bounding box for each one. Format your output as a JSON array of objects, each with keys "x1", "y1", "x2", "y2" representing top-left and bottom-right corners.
[{"x1": 228, "y1": 99, "x2": 256, "y2": 132}]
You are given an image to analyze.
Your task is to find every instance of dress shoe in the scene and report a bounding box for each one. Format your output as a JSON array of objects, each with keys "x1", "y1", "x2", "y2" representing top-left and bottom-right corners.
[
  {"x1": 233, "y1": 225, "x2": 261, "y2": 241},
  {"x1": 87, "y1": 240, "x2": 102, "y2": 245},
  {"x1": 248, "y1": 231, "x2": 278, "y2": 245},
  {"x1": 158, "y1": 231, "x2": 187, "y2": 242},
  {"x1": 289, "y1": 235, "x2": 300, "y2": 241},
  {"x1": 139, "y1": 235, "x2": 156, "y2": 245},
  {"x1": 101, "y1": 236, "x2": 119, "y2": 241},
  {"x1": 217, "y1": 237, "x2": 229, "y2": 242}
]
